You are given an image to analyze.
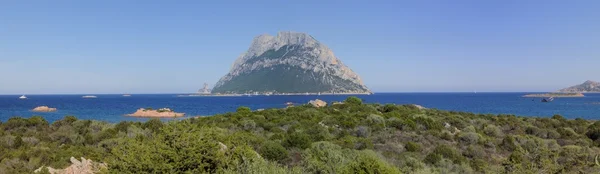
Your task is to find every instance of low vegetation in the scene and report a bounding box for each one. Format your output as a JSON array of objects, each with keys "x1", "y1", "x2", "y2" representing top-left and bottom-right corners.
[{"x1": 1, "y1": 97, "x2": 600, "y2": 173}]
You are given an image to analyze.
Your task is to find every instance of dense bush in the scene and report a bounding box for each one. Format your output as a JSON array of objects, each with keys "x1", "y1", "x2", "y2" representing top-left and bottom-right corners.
[
  {"x1": 260, "y1": 141, "x2": 288, "y2": 162},
  {"x1": 405, "y1": 141, "x2": 421, "y2": 152},
  {"x1": 1, "y1": 97, "x2": 600, "y2": 173}
]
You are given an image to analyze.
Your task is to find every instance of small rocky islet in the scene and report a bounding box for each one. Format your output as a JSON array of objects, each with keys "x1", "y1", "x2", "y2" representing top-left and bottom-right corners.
[
  {"x1": 32, "y1": 106, "x2": 57, "y2": 112},
  {"x1": 126, "y1": 108, "x2": 185, "y2": 118}
]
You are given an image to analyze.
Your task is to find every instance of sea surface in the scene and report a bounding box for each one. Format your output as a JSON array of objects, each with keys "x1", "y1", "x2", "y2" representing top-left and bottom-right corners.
[{"x1": 1, "y1": 93, "x2": 600, "y2": 123}]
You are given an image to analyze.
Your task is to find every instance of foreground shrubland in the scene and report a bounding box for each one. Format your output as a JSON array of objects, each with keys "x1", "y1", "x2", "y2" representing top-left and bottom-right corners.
[{"x1": 1, "y1": 97, "x2": 600, "y2": 173}]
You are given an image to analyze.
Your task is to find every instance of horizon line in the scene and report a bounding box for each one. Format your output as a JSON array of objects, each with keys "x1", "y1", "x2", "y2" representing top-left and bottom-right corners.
[{"x1": 0, "y1": 91, "x2": 557, "y2": 95}]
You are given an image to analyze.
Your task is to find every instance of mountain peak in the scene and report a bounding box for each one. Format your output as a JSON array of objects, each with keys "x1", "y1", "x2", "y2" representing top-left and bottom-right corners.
[
  {"x1": 558, "y1": 80, "x2": 600, "y2": 93},
  {"x1": 213, "y1": 32, "x2": 370, "y2": 94},
  {"x1": 583, "y1": 80, "x2": 598, "y2": 84}
]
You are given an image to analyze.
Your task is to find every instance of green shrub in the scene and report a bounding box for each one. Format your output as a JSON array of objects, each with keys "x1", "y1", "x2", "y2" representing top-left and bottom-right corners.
[
  {"x1": 415, "y1": 117, "x2": 443, "y2": 130},
  {"x1": 303, "y1": 142, "x2": 347, "y2": 173},
  {"x1": 284, "y1": 132, "x2": 312, "y2": 149},
  {"x1": 345, "y1": 96, "x2": 363, "y2": 105},
  {"x1": 366, "y1": 114, "x2": 386, "y2": 130},
  {"x1": 424, "y1": 153, "x2": 443, "y2": 165},
  {"x1": 340, "y1": 150, "x2": 400, "y2": 174},
  {"x1": 440, "y1": 131, "x2": 454, "y2": 141},
  {"x1": 463, "y1": 125, "x2": 476, "y2": 132},
  {"x1": 240, "y1": 119, "x2": 256, "y2": 131},
  {"x1": 405, "y1": 142, "x2": 421, "y2": 152},
  {"x1": 427, "y1": 145, "x2": 465, "y2": 164},
  {"x1": 501, "y1": 135, "x2": 518, "y2": 151},
  {"x1": 585, "y1": 128, "x2": 600, "y2": 141},
  {"x1": 142, "y1": 118, "x2": 164, "y2": 133},
  {"x1": 470, "y1": 159, "x2": 487, "y2": 172},
  {"x1": 260, "y1": 141, "x2": 288, "y2": 162},
  {"x1": 458, "y1": 132, "x2": 481, "y2": 145},
  {"x1": 483, "y1": 124, "x2": 503, "y2": 137},
  {"x1": 236, "y1": 107, "x2": 252, "y2": 116}
]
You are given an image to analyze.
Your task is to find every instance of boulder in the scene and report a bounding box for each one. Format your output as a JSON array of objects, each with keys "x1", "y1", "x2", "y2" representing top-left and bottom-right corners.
[
  {"x1": 218, "y1": 142, "x2": 228, "y2": 152},
  {"x1": 32, "y1": 106, "x2": 57, "y2": 112},
  {"x1": 309, "y1": 99, "x2": 327, "y2": 107}
]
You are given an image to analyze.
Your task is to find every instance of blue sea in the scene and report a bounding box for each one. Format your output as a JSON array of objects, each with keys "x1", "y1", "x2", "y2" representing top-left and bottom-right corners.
[{"x1": 1, "y1": 93, "x2": 600, "y2": 123}]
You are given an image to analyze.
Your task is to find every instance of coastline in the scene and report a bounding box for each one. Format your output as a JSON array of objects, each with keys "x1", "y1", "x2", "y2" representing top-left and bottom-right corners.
[{"x1": 178, "y1": 92, "x2": 373, "y2": 97}]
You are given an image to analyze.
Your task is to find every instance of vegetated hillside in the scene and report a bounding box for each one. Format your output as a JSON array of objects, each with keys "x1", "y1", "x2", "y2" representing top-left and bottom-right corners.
[{"x1": 1, "y1": 97, "x2": 600, "y2": 173}]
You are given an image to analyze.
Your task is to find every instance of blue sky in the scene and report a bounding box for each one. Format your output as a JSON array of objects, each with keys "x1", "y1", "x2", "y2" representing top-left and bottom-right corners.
[{"x1": 1, "y1": 0, "x2": 599, "y2": 94}]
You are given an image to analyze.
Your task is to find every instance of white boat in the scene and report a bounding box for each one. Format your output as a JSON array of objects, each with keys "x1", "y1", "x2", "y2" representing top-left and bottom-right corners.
[
  {"x1": 19, "y1": 95, "x2": 27, "y2": 99},
  {"x1": 123, "y1": 94, "x2": 131, "y2": 97},
  {"x1": 82, "y1": 95, "x2": 98, "y2": 99}
]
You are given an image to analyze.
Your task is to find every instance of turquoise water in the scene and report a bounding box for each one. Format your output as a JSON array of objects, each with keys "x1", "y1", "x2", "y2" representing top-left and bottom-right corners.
[{"x1": 1, "y1": 93, "x2": 599, "y2": 123}]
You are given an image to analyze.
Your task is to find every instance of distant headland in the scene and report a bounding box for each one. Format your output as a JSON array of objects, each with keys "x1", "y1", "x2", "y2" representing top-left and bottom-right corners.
[
  {"x1": 522, "y1": 80, "x2": 600, "y2": 98},
  {"x1": 522, "y1": 93, "x2": 584, "y2": 98}
]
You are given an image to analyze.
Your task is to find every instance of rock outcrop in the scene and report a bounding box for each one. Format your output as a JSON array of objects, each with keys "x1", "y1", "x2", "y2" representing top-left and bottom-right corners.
[
  {"x1": 212, "y1": 31, "x2": 371, "y2": 94},
  {"x1": 309, "y1": 99, "x2": 327, "y2": 107},
  {"x1": 411, "y1": 104, "x2": 426, "y2": 110},
  {"x1": 32, "y1": 106, "x2": 57, "y2": 112},
  {"x1": 35, "y1": 157, "x2": 106, "y2": 174},
  {"x1": 558, "y1": 80, "x2": 600, "y2": 93},
  {"x1": 126, "y1": 108, "x2": 185, "y2": 118}
]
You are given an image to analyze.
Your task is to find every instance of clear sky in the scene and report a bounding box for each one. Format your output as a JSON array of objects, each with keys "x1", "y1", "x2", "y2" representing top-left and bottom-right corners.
[{"x1": 1, "y1": 0, "x2": 599, "y2": 94}]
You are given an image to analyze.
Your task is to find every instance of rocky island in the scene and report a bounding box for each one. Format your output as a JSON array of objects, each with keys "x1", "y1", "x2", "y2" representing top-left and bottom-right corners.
[
  {"x1": 32, "y1": 106, "x2": 57, "y2": 112},
  {"x1": 522, "y1": 93, "x2": 585, "y2": 98},
  {"x1": 126, "y1": 108, "x2": 184, "y2": 118},
  {"x1": 211, "y1": 31, "x2": 371, "y2": 95}
]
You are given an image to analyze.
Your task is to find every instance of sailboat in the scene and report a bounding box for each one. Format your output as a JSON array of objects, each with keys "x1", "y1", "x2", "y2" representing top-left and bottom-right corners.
[{"x1": 19, "y1": 95, "x2": 27, "y2": 99}]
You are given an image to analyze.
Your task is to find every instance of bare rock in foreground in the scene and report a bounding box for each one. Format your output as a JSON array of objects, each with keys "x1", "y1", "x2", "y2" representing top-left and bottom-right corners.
[
  {"x1": 35, "y1": 157, "x2": 107, "y2": 174},
  {"x1": 309, "y1": 99, "x2": 327, "y2": 107}
]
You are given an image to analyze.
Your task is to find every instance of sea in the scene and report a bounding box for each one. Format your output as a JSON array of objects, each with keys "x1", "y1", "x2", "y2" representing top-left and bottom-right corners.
[{"x1": 1, "y1": 93, "x2": 600, "y2": 123}]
